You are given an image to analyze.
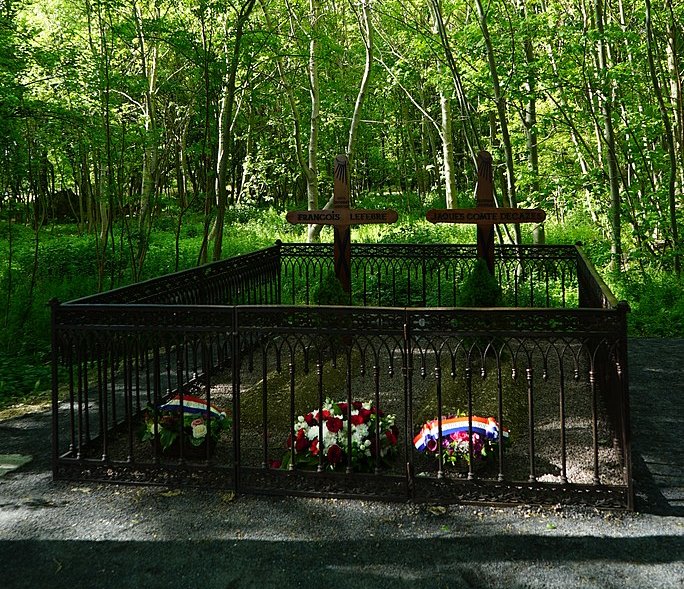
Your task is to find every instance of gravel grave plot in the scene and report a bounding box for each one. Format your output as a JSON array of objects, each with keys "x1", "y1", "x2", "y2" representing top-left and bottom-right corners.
[
  {"x1": 72, "y1": 339, "x2": 624, "y2": 488},
  {"x1": 177, "y1": 341, "x2": 623, "y2": 486},
  {"x1": 0, "y1": 338, "x2": 682, "y2": 589}
]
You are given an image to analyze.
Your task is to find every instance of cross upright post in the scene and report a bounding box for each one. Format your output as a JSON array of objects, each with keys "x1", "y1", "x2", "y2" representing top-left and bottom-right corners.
[
  {"x1": 426, "y1": 151, "x2": 546, "y2": 275},
  {"x1": 286, "y1": 154, "x2": 398, "y2": 294}
]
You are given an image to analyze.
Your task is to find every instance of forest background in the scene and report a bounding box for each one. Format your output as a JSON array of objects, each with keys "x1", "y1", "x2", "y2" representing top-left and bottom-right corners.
[{"x1": 0, "y1": 0, "x2": 682, "y2": 408}]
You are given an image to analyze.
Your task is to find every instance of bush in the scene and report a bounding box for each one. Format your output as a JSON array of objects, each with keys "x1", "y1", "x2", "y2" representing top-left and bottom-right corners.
[
  {"x1": 456, "y1": 258, "x2": 502, "y2": 307},
  {"x1": 610, "y1": 273, "x2": 684, "y2": 337},
  {"x1": 311, "y1": 269, "x2": 349, "y2": 306}
]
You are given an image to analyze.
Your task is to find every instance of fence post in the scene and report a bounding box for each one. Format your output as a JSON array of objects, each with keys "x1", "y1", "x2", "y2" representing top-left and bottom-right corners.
[
  {"x1": 275, "y1": 240, "x2": 282, "y2": 305},
  {"x1": 50, "y1": 298, "x2": 61, "y2": 480},
  {"x1": 617, "y1": 300, "x2": 633, "y2": 509},
  {"x1": 403, "y1": 310, "x2": 414, "y2": 500},
  {"x1": 231, "y1": 305, "x2": 241, "y2": 493}
]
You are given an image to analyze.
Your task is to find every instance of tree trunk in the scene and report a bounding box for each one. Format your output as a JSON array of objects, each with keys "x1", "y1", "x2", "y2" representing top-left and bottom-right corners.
[
  {"x1": 346, "y1": 0, "x2": 372, "y2": 171},
  {"x1": 429, "y1": 0, "x2": 480, "y2": 167},
  {"x1": 646, "y1": 0, "x2": 681, "y2": 275},
  {"x1": 260, "y1": 0, "x2": 319, "y2": 240},
  {"x1": 440, "y1": 93, "x2": 457, "y2": 208},
  {"x1": 474, "y1": 0, "x2": 521, "y2": 244},
  {"x1": 594, "y1": 0, "x2": 623, "y2": 273},
  {"x1": 133, "y1": 1, "x2": 159, "y2": 278},
  {"x1": 518, "y1": 0, "x2": 542, "y2": 242},
  {"x1": 306, "y1": 0, "x2": 321, "y2": 241},
  {"x1": 212, "y1": 0, "x2": 256, "y2": 261}
]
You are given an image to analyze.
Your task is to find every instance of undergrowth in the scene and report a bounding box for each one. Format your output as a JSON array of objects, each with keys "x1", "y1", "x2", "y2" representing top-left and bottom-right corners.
[{"x1": 1, "y1": 195, "x2": 680, "y2": 409}]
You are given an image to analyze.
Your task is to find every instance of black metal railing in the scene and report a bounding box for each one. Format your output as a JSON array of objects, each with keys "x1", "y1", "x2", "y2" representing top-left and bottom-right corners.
[
  {"x1": 51, "y1": 242, "x2": 632, "y2": 509},
  {"x1": 69, "y1": 245, "x2": 281, "y2": 306},
  {"x1": 279, "y1": 243, "x2": 579, "y2": 308}
]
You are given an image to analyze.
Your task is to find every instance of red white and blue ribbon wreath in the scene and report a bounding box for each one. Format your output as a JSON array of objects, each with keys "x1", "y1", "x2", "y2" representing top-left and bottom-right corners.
[
  {"x1": 413, "y1": 415, "x2": 508, "y2": 452},
  {"x1": 159, "y1": 395, "x2": 226, "y2": 420}
]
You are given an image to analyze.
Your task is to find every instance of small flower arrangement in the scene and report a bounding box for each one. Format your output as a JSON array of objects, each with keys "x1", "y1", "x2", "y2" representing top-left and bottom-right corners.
[
  {"x1": 280, "y1": 398, "x2": 399, "y2": 472},
  {"x1": 414, "y1": 414, "x2": 508, "y2": 468},
  {"x1": 141, "y1": 395, "x2": 230, "y2": 457}
]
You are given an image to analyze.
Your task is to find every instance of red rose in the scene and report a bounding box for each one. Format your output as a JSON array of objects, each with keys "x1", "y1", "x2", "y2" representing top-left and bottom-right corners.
[
  {"x1": 358, "y1": 408, "x2": 372, "y2": 422},
  {"x1": 270, "y1": 459, "x2": 282, "y2": 469},
  {"x1": 310, "y1": 438, "x2": 319, "y2": 456},
  {"x1": 321, "y1": 410, "x2": 331, "y2": 420},
  {"x1": 295, "y1": 435, "x2": 309, "y2": 453},
  {"x1": 304, "y1": 413, "x2": 317, "y2": 426},
  {"x1": 327, "y1": 444, "x2": 343, "y2": 464},
  {"x1": 326, "y1": 416, "x2": 344, "y2": 433},
  {"x1": 350, "y1": 414, "x2": 365, "y2": 426},
  {"x1": 337, "y1": 402, "x2": 348, "y2": 414},
  {"x1": 352, "y1": 401, "x2": 363, "y2": 410},
  {"x1": 385, "y1": 428, "x2": 398, "y2": 446}
]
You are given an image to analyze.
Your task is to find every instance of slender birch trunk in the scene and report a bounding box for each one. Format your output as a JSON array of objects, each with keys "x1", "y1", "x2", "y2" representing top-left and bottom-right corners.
[{"x1": 474, "y1": 0, "x2": 521, "y2": 244}]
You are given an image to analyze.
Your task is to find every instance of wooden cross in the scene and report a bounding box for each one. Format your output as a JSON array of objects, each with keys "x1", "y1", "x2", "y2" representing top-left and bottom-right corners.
[
  {"x1": 286, "y1": 154, "x2": 398, "y2": 293},
  {"x1": 426, "y1": 151, "x2": 546, "y2": 274}
]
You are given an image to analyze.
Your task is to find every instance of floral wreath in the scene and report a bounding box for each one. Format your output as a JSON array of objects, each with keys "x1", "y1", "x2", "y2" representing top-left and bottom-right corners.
[
  {"x1": 414, "y1": 414, "x2": 508, "y2": 466},
  {"x1": 141, "y1": 394, "x2": 230, "y2": 452},
  {"x1": 279, "y1": 398, "x2": 399, "y2": 471}
]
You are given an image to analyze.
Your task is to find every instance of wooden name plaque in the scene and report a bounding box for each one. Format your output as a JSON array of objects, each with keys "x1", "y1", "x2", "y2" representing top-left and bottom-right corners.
[
  {"x1": 286, "y1": 209, "x2": 398, "y2": 225},
  {"x1": 285, "y1": 154, "x2": 399, "y2": 293},
  {"x1": 426, "y1": 151, "x2": 546, "y2": 274},
  {"x1": 426, "y1": 207, "x2": 546, "y2": 224}
]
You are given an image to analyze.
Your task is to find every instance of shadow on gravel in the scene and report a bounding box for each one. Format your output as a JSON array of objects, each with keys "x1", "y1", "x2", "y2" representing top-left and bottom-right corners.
[
  {"x1": 2, "y1": 535, "x2": 683, "y2": 589},
  {"x1": 629, "y1": 339, "x2": 684, "y2": 517}
]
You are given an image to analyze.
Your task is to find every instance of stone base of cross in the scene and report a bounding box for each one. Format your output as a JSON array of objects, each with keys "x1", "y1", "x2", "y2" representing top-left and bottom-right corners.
[
  {"x1": 286, "y1": 154, "x2": 398, "y2": 294},
  {"x1": 426, "y1": 151, "x2": 546, "y2": 274}
]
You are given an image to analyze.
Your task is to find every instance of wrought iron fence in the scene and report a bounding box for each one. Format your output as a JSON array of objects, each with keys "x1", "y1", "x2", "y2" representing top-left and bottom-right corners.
[
  {"x1": 279, "y1": 243, "x2": 579, "y2": 308},
  {"x1": 51, "y1": 242, "x2": 632, "y2": 509}
]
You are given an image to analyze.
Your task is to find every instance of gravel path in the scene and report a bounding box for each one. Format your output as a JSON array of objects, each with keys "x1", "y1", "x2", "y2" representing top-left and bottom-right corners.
[{"x1": 0, "y1": 338, "x2": 682, "y2": 589}]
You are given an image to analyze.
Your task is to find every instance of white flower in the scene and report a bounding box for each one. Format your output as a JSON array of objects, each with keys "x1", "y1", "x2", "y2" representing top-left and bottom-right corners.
[
  {"x1": 353, "y1": 423, "x2": 369, "y2": 440},
  {"x1": 307, "y1": 426, "x2": 320, "y2": 441},
  {"x1": 192, "y1": 423, "x2": 208, "y2": 439}
]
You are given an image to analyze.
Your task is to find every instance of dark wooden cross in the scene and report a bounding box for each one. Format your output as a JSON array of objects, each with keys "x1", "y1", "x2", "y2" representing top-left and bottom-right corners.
[
  {"x1": 426, "y1": 150, "x2": 546, "y2": 274},
  {"x1": 286, "y1": 154, "x2": 398, "y2": 293}
]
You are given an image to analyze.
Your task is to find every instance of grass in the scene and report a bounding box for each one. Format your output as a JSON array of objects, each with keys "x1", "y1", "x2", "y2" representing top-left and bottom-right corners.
[{"x1": 1, "y1": 194, "x2": 681, "y2": 410}]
